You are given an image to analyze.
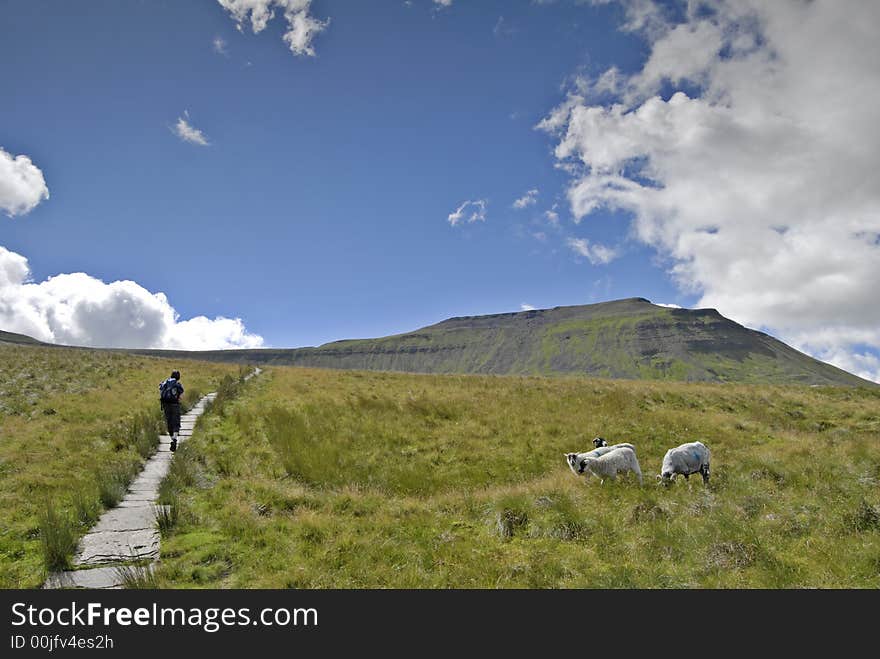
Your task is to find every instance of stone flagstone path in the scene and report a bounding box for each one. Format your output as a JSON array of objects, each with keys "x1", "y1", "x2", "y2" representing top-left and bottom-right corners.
[{"x1": 43, "y1": 392, "x2": 216, "y2": 589}]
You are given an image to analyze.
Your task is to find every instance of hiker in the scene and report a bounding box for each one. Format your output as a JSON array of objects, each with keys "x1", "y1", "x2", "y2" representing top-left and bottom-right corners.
[{"x1": 159, "y1": 370, "x2": 184, "y2": 452}]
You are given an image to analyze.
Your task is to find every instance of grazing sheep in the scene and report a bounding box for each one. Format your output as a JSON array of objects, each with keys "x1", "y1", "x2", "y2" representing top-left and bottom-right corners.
[
  {"x1": 658, "y1": 441, "x2": 711, "y2": 484},
  {"x1": 564, "y1": 443, "x2": 636, "y2": 478},
  {"x1": 579, "y1": 447, "x2": 643, "y2": 484}
]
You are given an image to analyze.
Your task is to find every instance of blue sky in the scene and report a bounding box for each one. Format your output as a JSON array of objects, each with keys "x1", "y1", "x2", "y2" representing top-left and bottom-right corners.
[{"x1": 2, "y1": 1, "x2": 879, "y2": 381}]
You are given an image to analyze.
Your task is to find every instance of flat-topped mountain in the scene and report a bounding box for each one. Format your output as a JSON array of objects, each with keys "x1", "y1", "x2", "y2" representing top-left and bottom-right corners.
[{"x1": 54, "y1": 297, "x2": 868, "y2": 386}]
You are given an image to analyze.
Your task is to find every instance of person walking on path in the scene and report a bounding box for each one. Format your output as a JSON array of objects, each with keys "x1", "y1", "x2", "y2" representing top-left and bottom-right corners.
[{"x1": 159, "y1": 370, "x2": 184, "y2": 452}]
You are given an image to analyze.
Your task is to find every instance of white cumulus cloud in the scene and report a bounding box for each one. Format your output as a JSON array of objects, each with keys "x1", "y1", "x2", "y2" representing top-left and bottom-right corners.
[
  {"x1": 217, "y1": 0, "x2": 328, "y2": 57},
  {"x1": 513, "y1": 188, "x2": 539, "y2": 209},
  {"x1": 520, "y1": 303, "x2": 536, "y2": 311},
  {"x1": 542, "y1": 0, "x2": 880, "y2": 382},
  {"x1": 0, "y1": 245, "x2": 263, "y2": 350},
  {"x1": 448, "y1": 199, "x2": 488, "y2": 226},
  {"x1": 173, "y1": 111, "x2": 210, "y2": 146},
  {"x1": 0, "y1": 148, "x2": 49, "y2": 218},
  {"x1": 566, "y1": 237, "x2": 618, "y2": 265}
]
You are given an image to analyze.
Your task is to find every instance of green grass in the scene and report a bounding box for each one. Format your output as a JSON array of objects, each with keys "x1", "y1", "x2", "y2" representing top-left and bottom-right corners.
[
  {"x1": 38, "y1": 504, "x2": 77, "y2": 571},
  {"x1": 149, "y1": 366, "x2": 880, "y2": 588},
  {"x1": 0, "y1": 343, "x2": 241, "y2": 587}
]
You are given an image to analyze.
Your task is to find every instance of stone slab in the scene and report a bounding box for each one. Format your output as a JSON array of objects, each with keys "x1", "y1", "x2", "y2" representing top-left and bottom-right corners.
[
  {"x1": 91, "y1": 506, "x2": 161, "y2": 533},
  {"x1": 75, "y1": 528, "x2": 159, "y2": 566},
  {"x1": 129, "y1": 478, "x2": 163, "y2": 491},
  {"x1": 121, "y1": 491, "x2": 157, "y2": 501},
  {"x1": 116, "y1": 500, "x2": 154, "y2": 509},
  {"x1": 138, "y1": 464, "x2": 171, "y2": 480},
  {"x1": 44, "y1": 566, "x2": 130, "y2": 590}
]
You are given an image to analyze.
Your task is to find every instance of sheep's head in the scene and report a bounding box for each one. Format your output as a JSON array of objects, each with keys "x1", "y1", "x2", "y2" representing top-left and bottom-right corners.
[
  {"x1": 592, "y1": 437, "x2": 607, "y2": 448},
  {"x1": 564, "y1": 453, "x2": 581, "y2": 476},
  {"x1": 657, "y1": 472, "x2": 674, "y2": 486},
  {"x1": 579, "y1": 458, "x2": 596, "y2": 475}
]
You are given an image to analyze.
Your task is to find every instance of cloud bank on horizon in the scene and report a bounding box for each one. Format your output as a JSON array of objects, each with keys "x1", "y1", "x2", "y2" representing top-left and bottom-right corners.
[
  {"x1": 0, "y1": 245, "x2": 263, "y2": 350},
  {"x1": 540, "y1": 0, "x2": 880, "y2": 382},
  {"x1": 0, "y1": 154, "x2": 262, "y2": 350}
]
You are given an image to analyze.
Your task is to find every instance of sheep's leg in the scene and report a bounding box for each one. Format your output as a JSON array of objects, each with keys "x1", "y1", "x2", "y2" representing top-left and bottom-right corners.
[
  {"x1": 683, "y1": 473, "x2": 690, "y2": 481},
  {"x1": 701, "y1": 464, "x2": 710, "y2": 484}
]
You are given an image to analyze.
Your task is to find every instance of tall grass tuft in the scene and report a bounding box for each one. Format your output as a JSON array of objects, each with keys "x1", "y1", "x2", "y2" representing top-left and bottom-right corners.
[
  {"x1": 126, "y1": 410, "x2": 162, "y2": 459},
  {"x1": 115, "y1": 563, "x2": 158, "y2": 589},
  {"x1": 96, "y1": 462, "x2": 138, "y2": 508},
  {"x1": 847, "y1": 499, "x2": 880, "y2": 532},
  {"x1": 39, "y1": 503, "x2": 77, "y2": 571},
  {"x1": 154, "y1": 499, "x2": 179, "y2": 537},
  {"x1": 209, "y1": 374, "x2": 243, "y2": 417},
  {"x1": 71, "y1": 487, "x2": 100, "y2": 528},
  {"x1": 158, "y1": 445, "x2": 198, "y2": 505},
  {"x1": 494, "y1": 495, "x2": 531, "y2": 540},
  {"x1": 181, "y1": 387, "x2": 203, "y2": 413}
]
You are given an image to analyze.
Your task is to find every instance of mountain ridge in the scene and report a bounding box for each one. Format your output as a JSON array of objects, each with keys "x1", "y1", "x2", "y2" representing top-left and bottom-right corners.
[{"x1": 2, "y1": 297, "x2": 873, "y2": 386}]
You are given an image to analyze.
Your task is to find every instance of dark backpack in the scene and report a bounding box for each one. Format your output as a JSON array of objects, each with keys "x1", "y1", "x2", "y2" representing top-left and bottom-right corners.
[{"x1": 160, "y1": 378, "x2": 180, "y2": 402}]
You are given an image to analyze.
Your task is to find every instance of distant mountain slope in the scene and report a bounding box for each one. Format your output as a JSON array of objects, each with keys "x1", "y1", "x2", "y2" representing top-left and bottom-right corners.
[
  {"x1": 0, "y1": 330, "x2": 47, "y2": 346},
  {"x1": 98, "y1": 297, "x2": 873, "y2": 386},
  {"x1": 277, "y1": 298, "x2": 870, "y2": 385}
]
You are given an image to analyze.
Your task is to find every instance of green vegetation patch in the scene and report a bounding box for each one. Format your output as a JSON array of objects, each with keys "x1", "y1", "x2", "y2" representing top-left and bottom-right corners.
[
  {"x1": 151, "y1": 366, "x2": 880, "y2": 588},
  {"x1": 0, "y1": 343, "x2": 241, "y2": 587}
]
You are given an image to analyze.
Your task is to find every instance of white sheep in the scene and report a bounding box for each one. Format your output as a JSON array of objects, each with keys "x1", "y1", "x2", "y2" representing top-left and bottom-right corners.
[
  {"x1": 578, "y1": 447, "x2": 643, "y2": 484},
  {"x1": 564, "y1": 443, "x2": 636, "y2": 478},
  {"x1": 658, "y1": 441, "x2": 711, "y2": 484}
]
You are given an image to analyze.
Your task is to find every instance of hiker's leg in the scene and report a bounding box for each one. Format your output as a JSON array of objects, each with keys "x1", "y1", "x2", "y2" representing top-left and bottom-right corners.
[
  {"x1": 171, "y1": 403, "x2": 181, "y2": 435},
  {"x1": 162, "y1": 403, "x2": 174, "y2": 435}
]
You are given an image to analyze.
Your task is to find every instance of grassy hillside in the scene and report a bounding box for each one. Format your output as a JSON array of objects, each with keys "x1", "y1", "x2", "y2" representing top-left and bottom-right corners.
[
  {"x1": 0, "y1": 329, "x2": 47, "y2": 346},
  {"x1": 152, "y1": 366, "x2": 880, "y2": 588},
  {"x1": 0, "y1": 343, "x2": 241, "y2": 588},
  {"x1": 118, "y1": 298, "x2": 873, "y2": 386}
]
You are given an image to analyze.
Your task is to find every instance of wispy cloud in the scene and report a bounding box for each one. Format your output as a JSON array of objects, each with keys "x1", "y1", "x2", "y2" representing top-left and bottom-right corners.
[
  {"x1": 513, "y1": 188, "x2": 539, "y2": 209},
  {"x1": 448, "y1": 199, "x2": 488, "y2": 226},
  {"x1": 493, "y1": 16, "x2": 518, "y2": 38},
  {"x1": 567, "y1": 237, "x2": 618, "y2": 265},
  {"x1": 212, "y1": 35, "x2": 228, "y2": 55},
  {"x1": 173, "y1": 111, "x2": 210, "y2": 146},
  {"x1": 520, "y1": 303, "x2": 536, "y2": 311}
]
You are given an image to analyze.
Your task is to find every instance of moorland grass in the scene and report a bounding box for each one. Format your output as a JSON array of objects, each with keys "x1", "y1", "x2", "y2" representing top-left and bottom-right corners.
[
  {"x1": 38, "y1": 503, "x2": 77, "y2": 571},
  {"x1": 150, "y1": 366, "x2": 880, "y2": 588},
  {"x1": 0, "y1": 343, "x2": 241, "y2": 587}
]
